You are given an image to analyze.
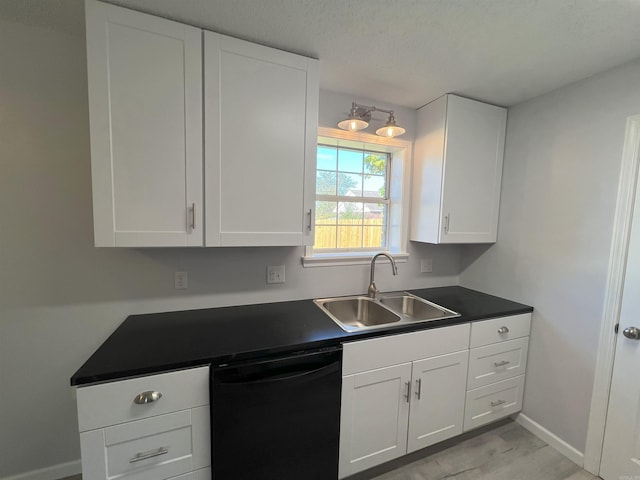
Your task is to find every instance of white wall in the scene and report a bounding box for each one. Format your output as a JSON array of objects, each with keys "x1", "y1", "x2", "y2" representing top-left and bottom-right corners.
[
  {"x1": 460, "y1": 58, "x2": 640, "y2": 453},
  {"x1": 0, "y1": 15, "x2": 462, "y2": 480}
]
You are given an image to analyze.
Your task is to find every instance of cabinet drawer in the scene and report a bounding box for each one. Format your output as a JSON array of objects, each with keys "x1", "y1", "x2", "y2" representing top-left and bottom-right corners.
[
  {"x1": 343, "y1": 324, "x2": 470, "y2": 375},
  {"x1": 77, "y1": 366, "x2": 209, "y2": 432},
  {"x1": 80, "y1": 407, "x2": 211, "y2": 480},
  {"x1": 467, "y1": 337, "x2": 529, "y2": 389},
  {"x1": 168, "y1": 468, "x2": 211, "y2": 480},
  {"x1": 470, "y1": 313, "x2": 531, "y2": 348},
  {"x1": 463, "y1": 375, "x2": 524, "y2": 431}
]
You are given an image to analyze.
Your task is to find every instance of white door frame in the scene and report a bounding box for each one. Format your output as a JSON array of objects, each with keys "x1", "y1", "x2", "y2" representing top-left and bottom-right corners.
[{"x1": 583, "y1": 114, "x2": 640, "y2": 474}]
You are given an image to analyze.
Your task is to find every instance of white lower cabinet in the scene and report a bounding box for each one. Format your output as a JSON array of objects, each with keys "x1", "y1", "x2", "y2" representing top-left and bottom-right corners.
[
  {"x1": 339, "y1": 313, "x2": 532, "y2": 478},
  {"x1": 76, "y1": 366, "x2": 211, "y2": 480},
  {"x1": 339, "y1": 325, "x2": 470, "y2": 479},
  {"x1": 463, "y1": 313, "x2": 531, "y2": 432}
]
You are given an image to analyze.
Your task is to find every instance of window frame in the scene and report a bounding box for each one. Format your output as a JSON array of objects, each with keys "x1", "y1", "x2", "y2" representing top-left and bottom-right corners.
[{"x1": 303, "y1": 127, "x2": 412, "y2": 267}]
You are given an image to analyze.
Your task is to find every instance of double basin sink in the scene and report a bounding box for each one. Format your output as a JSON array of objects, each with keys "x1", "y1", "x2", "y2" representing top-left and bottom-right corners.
[{"x1": 314, "y1": 292, "x2": 460, "y2": 332}]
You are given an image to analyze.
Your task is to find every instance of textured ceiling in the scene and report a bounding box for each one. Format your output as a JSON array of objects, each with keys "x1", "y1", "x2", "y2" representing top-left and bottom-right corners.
[{"x1": 2, "y1": 0, "x2": 640, "y2": 108}]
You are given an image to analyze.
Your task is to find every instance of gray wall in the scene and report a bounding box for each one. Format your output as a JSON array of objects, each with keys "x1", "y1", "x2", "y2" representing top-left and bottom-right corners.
[
  {"x1": 460, "y1": 58, "x2": 640, "y2": 452},
  {"x1": 0, "y1": 16, "x2": 462, "y2": 479}
]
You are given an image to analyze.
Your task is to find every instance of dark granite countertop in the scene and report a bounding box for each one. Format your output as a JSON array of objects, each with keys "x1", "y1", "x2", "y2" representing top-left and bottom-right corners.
[{"x1": 70, "y1": 286, "x2": 532, "y2": 386}]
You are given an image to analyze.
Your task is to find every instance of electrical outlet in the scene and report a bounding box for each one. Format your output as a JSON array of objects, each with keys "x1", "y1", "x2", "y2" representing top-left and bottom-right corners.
[
  {"x1": 267, "y1": 265, "x2": 285, "y2": 284},
  {"x1": 175, "y1": 271, "x2": 188, "y2": 289},
  {"x1": 420, "y1": 258, "x2": 433, "y2": 273}
]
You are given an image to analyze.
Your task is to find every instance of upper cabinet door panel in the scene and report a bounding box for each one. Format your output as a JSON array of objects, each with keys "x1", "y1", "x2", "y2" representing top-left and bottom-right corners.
[
  {"x1": 85, "y1": 0, "x2": 203, "y2": 247},
  {"x1": 441, "y1": 96, "x2": 506, "y2": 243},
  {"x1": 204, "y1": 32, "x2": 318, "y2": 246},
  {"x1": 410, "y1": 94, "x2": 506, "y2": 244},
  {"x1": 220, "y1": 39, "x2": 306, "y2": 235}
]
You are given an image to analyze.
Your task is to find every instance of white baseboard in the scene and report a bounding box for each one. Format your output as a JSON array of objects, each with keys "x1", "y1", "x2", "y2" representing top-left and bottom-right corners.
[
  {"x1": 514, "y1": 413, "x2": 584, "y2": 467},
  {"x1": 1, "y1": 460, "x2": 81, "y2": 480}
]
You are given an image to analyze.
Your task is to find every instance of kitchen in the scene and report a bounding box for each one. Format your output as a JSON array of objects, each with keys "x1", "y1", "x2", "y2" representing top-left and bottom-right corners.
[{"x1": 2, "y1": 1, "x2": 640, "y2": 480}]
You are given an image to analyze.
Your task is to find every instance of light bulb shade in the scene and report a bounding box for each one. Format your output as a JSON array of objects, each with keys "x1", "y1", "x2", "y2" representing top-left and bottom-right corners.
[
  {"x1": 338, "y1": 116, "x2": 369, "y2": 132},
  {"x1": 376, "y1": 114, "x2": 405, "y2": 138},
  {"x1": 376, "y1": 124, "x2": 406, "y2": 137}
]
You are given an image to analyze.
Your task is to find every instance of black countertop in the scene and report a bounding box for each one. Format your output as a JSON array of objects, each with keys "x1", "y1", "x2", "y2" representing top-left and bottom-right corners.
[{"x1": 70, "y1": 286, "x2": 532, "y2": 386}]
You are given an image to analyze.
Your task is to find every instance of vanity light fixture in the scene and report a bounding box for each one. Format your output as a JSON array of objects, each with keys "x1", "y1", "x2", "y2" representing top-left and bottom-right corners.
[
  {"x1": 338, "y1": 102, "x2": 406, "y2": 138},
  {"x1": 337, "y1": 103, "x2": 370, "y2": 132}
]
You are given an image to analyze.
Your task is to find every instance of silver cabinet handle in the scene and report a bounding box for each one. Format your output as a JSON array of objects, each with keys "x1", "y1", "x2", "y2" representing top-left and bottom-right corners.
[
  {"x1": 443, "y1": 214, "x2": 450, "y2": 234},
  {"x1": 494, "y1": 360, "x2": 511, "y2": 367},
  {"x1": 133, "y1": 391, "x2": 162, "y2": 404},
  {"x1": 129, "y1": 447, "x2": 168, "y2": 463},
  {"x1": 191, "y1": 202, "x2": 196, "y2": 230},
  {"x1": 415, "y1": 378, "x2": 422, "y2": 400},
  {"x1": 498, "y1": 326, "x2": 509, "y2": 334},
  {"x1": 404, "y1": 381, "x2": 411, "y2": 403},
  {"x1": 491, "y1": 399, "x2": 507, "y2": 407},
  {"x1": 307, "y1": 209, "x2": 312, "y2": 232},
  {"x1": 623, "y1": 326, "x2": 640, "y2": 340}
]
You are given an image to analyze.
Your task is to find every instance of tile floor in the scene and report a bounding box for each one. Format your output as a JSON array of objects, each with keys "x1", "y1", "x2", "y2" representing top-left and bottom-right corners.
[{"x1": 359, "y1": 421, "x2": 598, "y2": 480}]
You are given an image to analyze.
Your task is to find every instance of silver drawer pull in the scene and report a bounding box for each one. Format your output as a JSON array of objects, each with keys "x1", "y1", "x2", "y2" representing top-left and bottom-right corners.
[
  {"x1": 497, "y1": 326, "x2": 509, "y2": 334},
  {"x1": 129, "y1": 447, "x2": 168, "y2": 463},
  {"x1": 494, "y1": 360, "x2": 511, "y2": 367},
  {"x1": 404, "y1": 381, "x2": 411, "y2": 403},
  {"x1": 133, "y1": 391, "x2": 162, "y2": 404},
  {"x1": 491, "y1": 399, "x2": 507, "y2": 407}
]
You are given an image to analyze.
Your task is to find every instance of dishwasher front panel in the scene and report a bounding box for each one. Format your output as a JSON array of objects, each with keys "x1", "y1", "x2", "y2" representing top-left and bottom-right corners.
[{"x1": 211, "y1": 348, "x2": 342, "y2": 480}]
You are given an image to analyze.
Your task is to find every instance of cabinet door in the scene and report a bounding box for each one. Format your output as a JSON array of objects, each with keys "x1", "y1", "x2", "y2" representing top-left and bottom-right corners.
[
  {"x1": 407, "y1": 350, "x2": 469, "y2": 453},
  {"x1": 339, "y1": 363, "x2": 412, "y2": 478},
  {"x1": 85, "y1": 0, "x2": 203, "y2": 247},
  {"x1": 204, "y1": 32, "x2": 318, "y2": 246},
  {"x1": 440, "y1": 95, "x2": 506, "y2": 243}
]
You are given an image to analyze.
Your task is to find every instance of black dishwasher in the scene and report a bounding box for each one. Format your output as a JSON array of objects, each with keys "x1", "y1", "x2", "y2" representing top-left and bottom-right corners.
[{"x1": 211, "y1": 346, "x2": 342, "y2": 480}]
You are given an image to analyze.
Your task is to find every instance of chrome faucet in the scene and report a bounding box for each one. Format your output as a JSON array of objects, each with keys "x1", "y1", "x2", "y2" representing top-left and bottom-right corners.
[{"x1": 368, "y1": 252, "x2": 398, "y2": 299}]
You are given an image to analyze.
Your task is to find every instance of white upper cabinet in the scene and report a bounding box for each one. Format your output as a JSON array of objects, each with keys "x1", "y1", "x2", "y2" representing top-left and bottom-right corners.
[
  {"x1": 85, "y1": 0, "x2": 203, "y2": 247},
  {"x1": 411, "y1": 94, "x2": 506, "y2": 244},
  {"x1": 204, "y1": 32, "x2": 318, "y2": 246},
  {"x1": 85, "y1": 1, "x2": 318, "y2": 248}
]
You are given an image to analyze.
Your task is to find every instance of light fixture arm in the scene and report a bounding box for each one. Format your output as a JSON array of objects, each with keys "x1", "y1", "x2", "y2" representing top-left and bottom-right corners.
[{"x1": 350, "y1": 102, "x2": 396, "y2": 121}]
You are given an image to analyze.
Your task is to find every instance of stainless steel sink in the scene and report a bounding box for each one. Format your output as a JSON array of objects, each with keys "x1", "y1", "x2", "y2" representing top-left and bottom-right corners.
[
  {"x1": 314, "y1": 292, "x2": 460, "y2": 332},
  {"x1": 379, "y1": 294, "x2": 458, "y2": 321},
  {"x1": 315, "y1": 296, "x2": 401, "y2": 332}
]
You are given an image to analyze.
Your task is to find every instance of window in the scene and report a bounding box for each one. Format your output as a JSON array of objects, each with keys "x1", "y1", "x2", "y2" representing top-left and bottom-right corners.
[
  {"x1": 303, "y1": 127, "x2": 412, "y2": 266},
  {"x1": 315, "y1": 145, "x2": 390, "y2": 252}
]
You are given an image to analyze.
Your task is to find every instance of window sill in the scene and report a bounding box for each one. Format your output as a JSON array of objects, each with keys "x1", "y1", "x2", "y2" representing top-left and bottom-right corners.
[{"x1": 301, "y1": 252, "x2": 409, "y2": 268}]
